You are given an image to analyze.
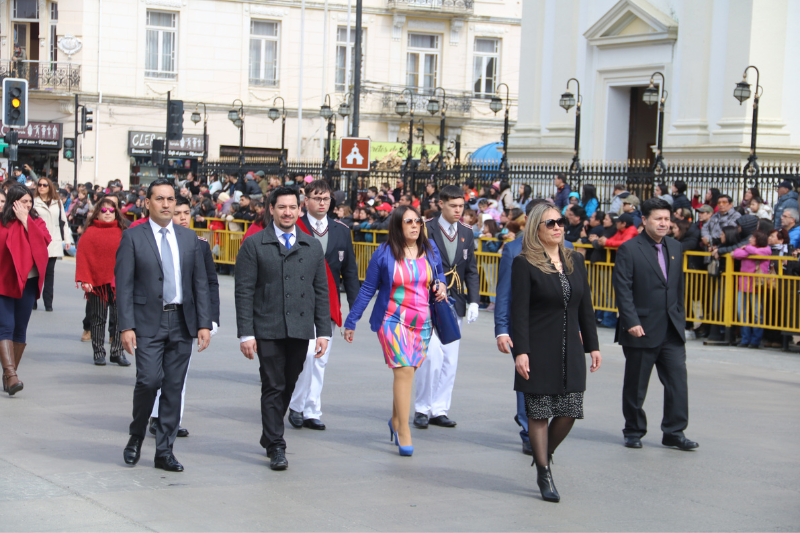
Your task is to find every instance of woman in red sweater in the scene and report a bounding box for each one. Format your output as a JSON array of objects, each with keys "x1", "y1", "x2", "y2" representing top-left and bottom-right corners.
[
  {"x1": 0, "y1": 185, "x2": 51, "y2": 395},
  {"x1": 75, "y1": 197, "x2": 129, "y2": 366}
]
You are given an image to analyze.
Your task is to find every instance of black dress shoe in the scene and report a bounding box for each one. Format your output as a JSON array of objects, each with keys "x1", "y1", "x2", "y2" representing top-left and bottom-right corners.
[
  {"x1": 123, "y1": 435, "x2": 143, "y2": 465},
  {"x1": 522, "y1": 441, "x2": 533, "y2": 456},
  {"x1": 429, "y1": 415, "x2": 457, "y2": 428},
  {"x1": 662, "y1": 435, "x2": 699, "y2": 450},
  {"x1": 149, "y1": 418, "x2": 157, "y2": 436},
  {"x1": 413, "y1": 412, "x2": 429, "y2": 429},
  {"x1": 302, "y1": 418, "x2": 326, "y2": 430},
  {"x1": 177, "y1": 427, "x2": 189, "y2": 438},
  {"x1": 268, "y1": 448, "x2": 288, "y2": 471},
  {"x1": 288, "y1": 409, "x2": 304, "y2": 429},
  {"x1": 154, "y1": 454, "x2": 184, "y2": 472},
  {"x1": 624, "y1": 436, "x2": 643, "y2": 448},
  {"x1": 45, "y1": 306, "x2": 53, "y2": 312},
  {"x1": 110, "y1": 354, "x2": 131, "y2": 366}
]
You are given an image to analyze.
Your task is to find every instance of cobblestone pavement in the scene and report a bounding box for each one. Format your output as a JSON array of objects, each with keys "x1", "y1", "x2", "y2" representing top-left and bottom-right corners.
[{"x1": 1, "y1": 260, "x2": 799, "y2": 531}]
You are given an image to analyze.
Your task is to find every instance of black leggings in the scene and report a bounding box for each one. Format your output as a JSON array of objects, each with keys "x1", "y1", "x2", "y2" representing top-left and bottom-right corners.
[{"x1": 38, "y1": 257, "x2": 57, "y2": 309}]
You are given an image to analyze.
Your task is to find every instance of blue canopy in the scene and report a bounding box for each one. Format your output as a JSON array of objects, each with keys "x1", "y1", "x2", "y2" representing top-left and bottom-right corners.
[{"x1": 468, "y1": 142, "x2": 504, "y2": 164}]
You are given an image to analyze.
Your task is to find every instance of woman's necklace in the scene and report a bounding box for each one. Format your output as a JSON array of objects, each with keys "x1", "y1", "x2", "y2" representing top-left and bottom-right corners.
[{"x1": 406, "y1": 243, "x2": 417, "y2": 259}]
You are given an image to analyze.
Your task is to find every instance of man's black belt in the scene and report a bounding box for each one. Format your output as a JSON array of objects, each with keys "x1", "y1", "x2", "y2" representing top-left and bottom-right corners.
[{"x1": 163, "y1": 303, "x2": 182, "y2": 311}]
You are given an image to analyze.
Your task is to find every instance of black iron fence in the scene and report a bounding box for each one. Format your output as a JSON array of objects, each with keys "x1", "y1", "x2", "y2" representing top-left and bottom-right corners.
[{"x1": 199, "y1": 157, "x2": 800, "y2": 211}]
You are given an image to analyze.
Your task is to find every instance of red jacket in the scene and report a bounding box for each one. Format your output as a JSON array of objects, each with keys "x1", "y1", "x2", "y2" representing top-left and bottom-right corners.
[
  {"x1": 605, "y1": 225, "x2": 639, "y2": 248},
  {"x1": 0, "y1": 216, "x2": 51, "y2": 298}
]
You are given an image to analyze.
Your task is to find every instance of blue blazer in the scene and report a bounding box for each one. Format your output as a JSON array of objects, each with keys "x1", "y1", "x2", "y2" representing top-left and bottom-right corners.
[
  {"x1": 495, "y1": 238, "x2": 574, "y2": 338},
  {"x1": 344, "y1": 241, "x2": 446, "y2": 332}
]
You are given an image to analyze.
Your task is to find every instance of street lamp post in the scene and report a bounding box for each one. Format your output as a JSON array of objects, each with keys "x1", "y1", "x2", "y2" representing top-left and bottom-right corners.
[
  {"x1": 734, "y1": 65, "x2": 763, "y2": 179},
  {"x1": 558, "y1": 78, "x2": 582, "y2": 185},
  {"x1": 490, "y1": 82, "x2": 511, "y2": 175},
  {"x1": 395, "y1": 88, "x2": 415, "y2": 174},
  {"x1": 190, "y1": 102, "x2": 208, "y2": 177},
  {"x1": 268, "y1": 96, "x2": 286, "y2": 177},
  {"x1": 228, "y1": 99, "x2": 245, "y2": 175},
  {"x1": 427, "y1": 87, "x2": 446, "y2": 172},
  {"x1": 642, "y1": 72, "x2": 668, "y2": 176},
  {"x1": 320, "y1": 94, "x2": 335, "y2": 167},
  {"x1": 337, "y1": 92, "x2": 355, "y2": 194}
]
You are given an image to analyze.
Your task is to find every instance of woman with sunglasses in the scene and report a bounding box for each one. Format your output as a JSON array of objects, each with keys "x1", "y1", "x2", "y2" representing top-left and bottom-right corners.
[
  {"x1": 75, "y1": 198, "x2": 130, "y2": 366},
  {"x1": 510, "y1": 202, "x2": 602, "y2": 502},
  {"x1": 0, "y1": 185, "x2": 51, "y2": 395},
  {"x1": 33, "y1": 177, "x2": 72, "y2": 311},
  {"x1": 343, "y1": 206, "x2": 447, "y2": 457}
]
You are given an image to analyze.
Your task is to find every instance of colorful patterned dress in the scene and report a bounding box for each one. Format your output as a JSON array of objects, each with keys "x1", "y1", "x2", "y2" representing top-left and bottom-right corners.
[{"x1": 377, "y1": 256, "x2": 433, "y2": 368}]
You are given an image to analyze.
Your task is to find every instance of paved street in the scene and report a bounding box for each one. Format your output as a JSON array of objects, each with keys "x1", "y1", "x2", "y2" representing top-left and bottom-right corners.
[{"x1": 1, "y1": 259, "x2": 799, "y2": 532}]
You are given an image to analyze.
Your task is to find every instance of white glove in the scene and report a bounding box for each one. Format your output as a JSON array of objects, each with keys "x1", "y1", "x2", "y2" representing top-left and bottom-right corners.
[
  {"x1": 467, "y1": 303, "x2": 479, "y2": 324},
  {"x1": 210, "y1": 321, "x2": 219, "y2": 338}
]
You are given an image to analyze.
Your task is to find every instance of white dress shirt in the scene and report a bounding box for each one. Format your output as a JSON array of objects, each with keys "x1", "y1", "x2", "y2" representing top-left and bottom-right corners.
[
  {"x1": 438, "y1": 215, "x2": 457, "y2": 239},
  {"x1": 240, "y1": 222, "x2": 331, "y2": 344},
  {"x1": 274, "y1": 222, "x2": 297, "y2": 247},
  {"x1": 149, "y1": 218, "x2": 183, "y2": 305},
  {"x1": 309, "y1": 215, "x2": 328, "y2": 235}
]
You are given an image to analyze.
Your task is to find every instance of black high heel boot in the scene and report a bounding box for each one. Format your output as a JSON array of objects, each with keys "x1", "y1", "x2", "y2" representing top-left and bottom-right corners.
[{"x1": 536, "y1": 464, "x2": 560, "y2": 502}]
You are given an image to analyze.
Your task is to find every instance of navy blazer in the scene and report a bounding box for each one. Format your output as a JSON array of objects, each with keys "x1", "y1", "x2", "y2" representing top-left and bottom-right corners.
[
  {"x1": 425, "y1": 217, "x2": 479, "y2": 317},
  {"x1": 344, "y1": 241, "x2": 446, "y2": 332},
  {"x1": 495, "y1": 237, "x2": 574, "y2": 338},
  {"x1": 301, "y1": 214, "x2": 360, "y2": 308}
]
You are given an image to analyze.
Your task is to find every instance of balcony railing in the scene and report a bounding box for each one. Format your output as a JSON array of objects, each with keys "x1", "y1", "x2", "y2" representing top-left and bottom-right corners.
[
  {"x1": 364, "y1": 82, "x2": 473, "y2": 117},
  {"x1": 0, "y1": 60, "x2": 81, "y2": 92},
  {"x1": 387, "y1": 0, "x2": 474, "y2": 15}
]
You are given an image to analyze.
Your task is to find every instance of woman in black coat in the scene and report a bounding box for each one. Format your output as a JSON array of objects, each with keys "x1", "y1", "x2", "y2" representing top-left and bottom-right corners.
[{"x1": 511, "y1": 202, "x2": 602, "y2": 503}]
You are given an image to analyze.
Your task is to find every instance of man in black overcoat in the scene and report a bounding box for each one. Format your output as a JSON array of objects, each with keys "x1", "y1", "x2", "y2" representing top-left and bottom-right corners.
[{"x1": 612, "y1": 197, "x2": 698, "y2": 451}]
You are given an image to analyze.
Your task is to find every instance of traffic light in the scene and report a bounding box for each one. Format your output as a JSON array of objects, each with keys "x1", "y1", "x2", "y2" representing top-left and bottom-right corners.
[
  {"x1": 2, "y1": 78, "x2": 28, "y2": 128},
  {"x1": 81, "y1": 106, "x2": 93, "y2": 133},
  {"x1": 166, "y1": 100, "x2": 184, "y2": 140},
  {"x1": 64, "y1": 138, "x2": 76, "y2": 161},
  {"x1": 152, "y1": 139, "x2": 165, "y2": 165}
]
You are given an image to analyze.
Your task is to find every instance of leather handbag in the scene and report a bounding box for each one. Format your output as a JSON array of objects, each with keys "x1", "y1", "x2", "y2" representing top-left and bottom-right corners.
[{"x1": 429, "y1": 261, "x2": 462, "y2": 345}]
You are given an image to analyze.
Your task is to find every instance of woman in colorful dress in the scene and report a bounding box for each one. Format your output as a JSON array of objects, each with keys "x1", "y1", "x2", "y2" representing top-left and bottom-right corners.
[
  {"x1": 75, "y1": 197, "x2": 129, "y2": 366},
  {"x1": 511, "y1": 202, "x2": 602, "y2": 502},
  {"x1": 344, "y1": 206, "x2": 447, "y2": 456}
]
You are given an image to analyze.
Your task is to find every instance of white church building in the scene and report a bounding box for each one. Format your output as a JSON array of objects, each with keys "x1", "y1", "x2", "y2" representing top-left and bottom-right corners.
[{"x1": 509, "y1": 0, "x2": 800, "y2": 165}]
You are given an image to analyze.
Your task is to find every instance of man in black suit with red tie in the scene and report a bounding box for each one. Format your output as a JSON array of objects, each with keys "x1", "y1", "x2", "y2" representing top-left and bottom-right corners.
[{"x1": 613, "y1": 197, "x2": 698, "y2": 451}]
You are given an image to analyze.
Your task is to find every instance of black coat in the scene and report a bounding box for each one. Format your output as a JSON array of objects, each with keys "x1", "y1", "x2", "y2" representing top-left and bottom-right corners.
[
  {"x1": 425, "y1": 217, "x2": 480, "y2": 317},
  {"x1": 612, "y1": 233, "x2": 685, "y2": 349},
  {"x1": 301, "y1": 215, "x2": 360, "y2": 308},
  {"x1": 510, "y1": 252, "x2": 599, "y2": 395}
]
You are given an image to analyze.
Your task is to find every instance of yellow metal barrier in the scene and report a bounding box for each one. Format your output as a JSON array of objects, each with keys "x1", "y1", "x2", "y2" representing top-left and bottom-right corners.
[{"x1": 193, "y1": 220, "x2": 800, "y2": 333}]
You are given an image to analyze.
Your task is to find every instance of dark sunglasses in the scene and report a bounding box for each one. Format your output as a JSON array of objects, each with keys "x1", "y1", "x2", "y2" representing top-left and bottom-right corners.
[
  {"x1": 100, "y1": 207, "x2": 116, "y2": 213},
  {"x1": 37, "y1": 182, "x2": 49, "y2": 188},
  {"x1": 539, "y1": 217, "x2": 567, "y2": 229},
  {"x1": 403, "y1": 217, "x2": 422, "y2": 226}
]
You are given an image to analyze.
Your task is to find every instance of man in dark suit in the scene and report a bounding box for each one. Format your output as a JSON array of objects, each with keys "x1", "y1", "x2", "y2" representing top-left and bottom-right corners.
[
  {"x1": 613, "y1": 197, "x2": 698, "y2": 451},
  {"x1": 235, "y1": 187, "x2": 331, "y2": 471},
  {"x1": 117, "y1": 179, "x2": 212, "y2": 472},
  {"x1": 149, "y1": 195, "x2": 220, "y2": 438},
  {"x1": 288, "y1": 180, "x2": 359, "y2": 431},
  {"x1": 414, "y1": 185, "x2": 480, "y2": 429}
]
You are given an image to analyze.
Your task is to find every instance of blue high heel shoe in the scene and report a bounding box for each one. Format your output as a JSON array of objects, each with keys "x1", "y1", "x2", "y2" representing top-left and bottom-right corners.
[
  {"x1": 399, "y1": 445, "x2": 414, "y2": 456},
  {"x1": 388, "y1": 419, "x2": 399, "y2": 446}
]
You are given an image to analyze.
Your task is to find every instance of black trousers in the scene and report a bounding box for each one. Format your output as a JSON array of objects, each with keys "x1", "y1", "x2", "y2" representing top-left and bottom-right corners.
[
  {"x1": 87, "y1": 288, "x2": 122, "y2": 361},
  {"x1": 39, "y1": 257, "x2": 57, "y2": 309},
  {"x1": 256, "y1": 338, "x2": 309, "y2": 453},
  {"x1": 622, "y1": 325, "x2": 689, "y2": 439},
  {"x1": 129, "y1": 309, "x2": 193, "y2": 458}
]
